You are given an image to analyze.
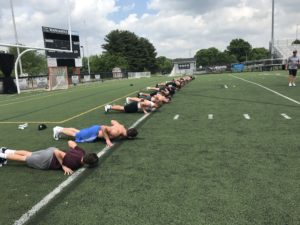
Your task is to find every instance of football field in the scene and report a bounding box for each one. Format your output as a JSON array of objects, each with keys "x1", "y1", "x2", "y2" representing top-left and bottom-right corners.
[{"x1": 0, "y1": 71, "x2": 299, "y2": 225}]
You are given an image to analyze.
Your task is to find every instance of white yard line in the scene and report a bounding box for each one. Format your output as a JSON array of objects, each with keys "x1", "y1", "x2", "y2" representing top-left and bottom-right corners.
[
  {"x1": 281, "y1": 113, "x2": 291, "y2": 120},
  {"x1": 243, "y1": 114, "x2": 251, "y2": 120},
  {"x1": 231, "y1": 75, "x2": 300, "y2": 105},
  {"x1": 173, "y1": 114, "x2": 180, "y2": 120},
  {"x1": 13, "y1": 113, "x2": 152, "y2": 225},
  {"x1": 208, "y1": 114, "x2": 213, "y2": 120}
]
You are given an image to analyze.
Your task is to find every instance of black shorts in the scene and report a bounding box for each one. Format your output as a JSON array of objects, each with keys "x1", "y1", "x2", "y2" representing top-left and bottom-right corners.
[
  {"x1": 289, "y1": 69, "x2": 297, "y2": 76},
  {"x1": 150, "y1": 91, "x2": 158, "y2": 96},
  {"x1": 124, "y1": 102, "x2": 138, "y2": 113},
  {"x1": 140, "y1": 96, "x2": 151, "y2": 101}
]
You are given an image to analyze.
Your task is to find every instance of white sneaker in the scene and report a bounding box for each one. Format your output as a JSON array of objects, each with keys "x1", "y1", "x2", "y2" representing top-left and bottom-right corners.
[
  {"x1": 126, "y1": 97, "x2": 132, "y2": 104},
  {"x1": 53, "y1": 126, "x2": 63, "y2": 140},
  {"x1": 292, "y1": 83, "x2": 296, "y2": 86},
  {"x1": 104, "y1": 105, "x2": 111, "y2": 113},
  {"x1": 146, "y1": 87, "x2": 151, "y2": 90},
  {"x1": 289, "y1": 83, "x2": 292, "y2": 87}
]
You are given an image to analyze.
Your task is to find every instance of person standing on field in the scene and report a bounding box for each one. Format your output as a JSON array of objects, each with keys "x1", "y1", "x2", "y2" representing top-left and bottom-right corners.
[{"x1": 286, "y1": 50, "x2": 300, "y2": 87}]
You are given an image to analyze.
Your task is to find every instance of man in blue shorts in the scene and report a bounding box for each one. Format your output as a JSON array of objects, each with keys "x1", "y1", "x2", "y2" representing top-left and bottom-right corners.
[
  {"x1": 53, "y1": 120, "x2": 138, "y2": 147},
  {"x1": 0, "y1": 141, "x2": 98, "y2": 174}
]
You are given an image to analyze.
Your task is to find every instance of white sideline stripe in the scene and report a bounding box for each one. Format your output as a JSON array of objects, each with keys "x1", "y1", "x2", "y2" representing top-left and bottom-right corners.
[
  {"x1": 173, "y1": 114, "x2": 180, "y2": 120},
  {"x1": 243, "y1": 114, "x2": 251, "y2": 120},
  {"x1": 13, "y1": 112, "x2": 152, "y2": 225},
  {"x1": 281, "y1": 113, "x2": 291, "y2": 119},
  {"x1": 231, "y1": 75, "x2": 300, "y2": 105},
  {"x1": 208, "y1": 114, "x2": 213, "y2": 119},
  {"x1": 224, "y1": 85, "x2": 228, "y2": 89}
]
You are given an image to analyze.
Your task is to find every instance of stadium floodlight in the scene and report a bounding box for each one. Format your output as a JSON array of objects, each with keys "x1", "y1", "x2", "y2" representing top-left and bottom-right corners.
[
  {"x1": 0, "y1": 0, "x2": 73, "y2": 94},
  {"x1": 270, "y1": 0, "x2": 275, "y2": 59}
]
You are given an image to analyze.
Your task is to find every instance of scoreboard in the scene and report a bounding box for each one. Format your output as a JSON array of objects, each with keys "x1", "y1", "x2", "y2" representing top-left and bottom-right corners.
[{"x1": 42, "y1": 26, "x2": 80, "y2": 59}]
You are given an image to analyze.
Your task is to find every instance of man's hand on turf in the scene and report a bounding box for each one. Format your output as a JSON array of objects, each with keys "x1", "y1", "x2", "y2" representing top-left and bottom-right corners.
[{"x1": 62, "y1": 165, "x2": 73, "y2": 175}]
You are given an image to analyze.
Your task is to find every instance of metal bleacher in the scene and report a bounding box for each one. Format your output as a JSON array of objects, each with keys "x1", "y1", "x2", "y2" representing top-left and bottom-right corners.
[{"x1": 273, "y1": 39, "x2": 300, "y2": 58}]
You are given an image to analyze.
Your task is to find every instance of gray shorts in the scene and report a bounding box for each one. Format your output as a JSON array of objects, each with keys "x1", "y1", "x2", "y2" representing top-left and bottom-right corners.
[{"x1": 26, "y1": 147, "x2": 56, "y2": 170}]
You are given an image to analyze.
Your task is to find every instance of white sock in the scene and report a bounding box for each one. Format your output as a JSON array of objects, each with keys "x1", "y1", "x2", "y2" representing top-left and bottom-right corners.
[
  {"x1": 5, "y1": 149, "x2": 15, "y2": 155},
  {"x1": 0, "y1": 152, "x2": 6, "y2": 158},
  {"x1": 0, "y1": 149, "x2": 15, "y2": 159}
]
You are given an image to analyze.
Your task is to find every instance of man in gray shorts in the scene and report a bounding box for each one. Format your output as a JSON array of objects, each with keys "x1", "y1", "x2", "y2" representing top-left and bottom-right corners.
[{"x1": 0, "y1": 141, "x2": 98, "y2": 175}]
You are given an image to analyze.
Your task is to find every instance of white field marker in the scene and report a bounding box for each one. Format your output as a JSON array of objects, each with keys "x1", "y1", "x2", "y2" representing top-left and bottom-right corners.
[
  {"x1": 281, "y1": 113, "x2": 291, "y2": 119},
  {"x1": 243, "y1": 114, "x2": 251, "y2": 120},
  {"x1": 208, "y1": 114, "x2": 213, "y2": 120},
  {"x1": 173, "y1": 114, "x2": 180, "y2": 120},
  {"x1": 224, "y1": 85, "x2": 228, "y2": 89}
]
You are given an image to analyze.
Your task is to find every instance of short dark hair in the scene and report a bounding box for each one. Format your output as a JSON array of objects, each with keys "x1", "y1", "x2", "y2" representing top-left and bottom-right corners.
[
  {"x1": 83, "y1": 153, "x2": 99, "y2": 167},
  {"x1": 126, "y1": 128, "x2": 138, "y2": 139}
]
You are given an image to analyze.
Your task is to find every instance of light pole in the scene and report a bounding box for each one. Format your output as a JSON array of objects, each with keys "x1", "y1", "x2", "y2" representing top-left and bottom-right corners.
[
  {"x1": 80, "y1": 45, "x2": 85, "y2": 72},
  {"x1": 296, "y1": 24, "x2": 299, "y2": 40},
  {"x1": 10, "y1": 0, "x2": 23, "y2": 75},
  {"x1": 270, "y1": 0, "x2": 275, "y2": 59}
]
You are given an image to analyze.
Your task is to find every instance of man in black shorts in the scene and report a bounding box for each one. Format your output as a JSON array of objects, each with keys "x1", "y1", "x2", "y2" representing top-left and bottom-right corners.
[
  {"x1": 0, "y1": 141, "x2": 98, "y2": 175},
  {"x1": 286, "y1": 50, "x2": 300, "y2": 87},
  {"x1": 105, "y1": 99, "x2": 159, "y2": 114}
]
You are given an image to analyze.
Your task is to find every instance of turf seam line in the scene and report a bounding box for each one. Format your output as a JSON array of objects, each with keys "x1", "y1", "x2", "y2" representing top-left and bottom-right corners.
[
  {"x1": 231, "y1": 75, "x2": 300, "y2": 105},
  {"x1": 13, "y1": 112, "x2": 152, "y2": 225}
]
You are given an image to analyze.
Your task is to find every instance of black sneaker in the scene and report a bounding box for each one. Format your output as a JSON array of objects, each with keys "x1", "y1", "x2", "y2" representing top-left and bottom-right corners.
[
  {"x1": 0, "y1": 157, "x2": 7, "y2": 167},
  {"x1": 1, "y1": 147, "x2": 7, "y2": 153},
  {"x1": 0, "y1": 147, "x2": 8, "y2": 166}
]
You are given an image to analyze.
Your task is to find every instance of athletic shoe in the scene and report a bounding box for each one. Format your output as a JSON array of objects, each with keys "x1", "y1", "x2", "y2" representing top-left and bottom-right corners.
[
  {"x1": 53, "y1": 126, "x2": 62, "y2": 140},
  {"x1": 146, "y1": 87, "x2": 151, "y2": 90},
  {"x1": 0, "y1": 154, "x2": 7, "y2": 167},
  {"x1": 1, "y1": 147, "x2": 7, "y2": 153},
  {"x1": 104, "y1": 105, "x2": 111, "y2": 113},
  {"x1": 289, "y1": 83, "x2": 292, "y2": 87},
  {"x1": 126, "y1": 97, "x2": 132, "y2": 104},
  {"x1": 292, "y1": 83, "x2": 296, "y2": 87}
]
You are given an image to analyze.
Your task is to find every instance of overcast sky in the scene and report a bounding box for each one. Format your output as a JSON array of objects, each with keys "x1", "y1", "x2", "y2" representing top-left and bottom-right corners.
[{"x1": 0, "y1": 0, "x2": 300, "y2": 58}]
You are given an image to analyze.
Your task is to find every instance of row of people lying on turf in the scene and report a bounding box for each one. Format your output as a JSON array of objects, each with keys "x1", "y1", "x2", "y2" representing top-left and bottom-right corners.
[{"x1": 0, "y1": 76, "x2": 194, "y2": 174}]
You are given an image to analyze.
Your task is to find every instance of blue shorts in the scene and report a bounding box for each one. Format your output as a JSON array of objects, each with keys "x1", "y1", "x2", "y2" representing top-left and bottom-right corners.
[{"x1": 75, "y1": 125, "x2": 101, "y2": 143}]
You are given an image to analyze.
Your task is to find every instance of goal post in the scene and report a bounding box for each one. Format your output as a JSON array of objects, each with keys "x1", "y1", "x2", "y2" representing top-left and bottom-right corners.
[{"x1": 48, "y1": 67, "x2": 69, "y2": 90}]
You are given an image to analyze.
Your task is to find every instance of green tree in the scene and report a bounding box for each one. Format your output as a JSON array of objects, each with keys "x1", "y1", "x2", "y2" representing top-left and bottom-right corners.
[
  {"x1": 195, "y1": 47, "x2": 219, "y2": 67},
  {"x1": 226, "y1": 38, "x2": 252, "y2": 62},
  {"x1": 89, "y1": 53, "x2": 128, "y2": 73},
  {"x1": 195, "y1": 47, "x2": 237, "y2": 67},
  {"x1": 249, "y1": 47, "x2": 269, "y2": 60},
  {"x1": 8, "y1": 47, "x2": 47, "y2": 76},
  {"x1": 292, "y1": 39, "x2": 300, "y2": 44},
  {"x1": 156, "y1": 56, "x2": 173, "y2": 74},
  {"x1": 102, "y1": 30, "x2": 157, "y2": 72}
]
